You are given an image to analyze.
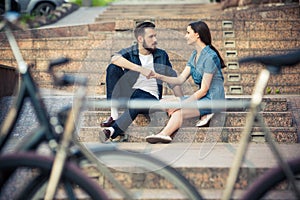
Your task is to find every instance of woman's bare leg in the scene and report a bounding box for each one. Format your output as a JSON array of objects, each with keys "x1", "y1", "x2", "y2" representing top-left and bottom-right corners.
[{"x1": 159, "y1": 108, "x2": 200, "y2": 136}]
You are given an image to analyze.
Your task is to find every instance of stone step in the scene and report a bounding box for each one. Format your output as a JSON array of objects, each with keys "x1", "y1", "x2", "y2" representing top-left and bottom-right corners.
[
  {"x1": 3, "y1": 95, "x2": 296, "y2": 144},
  {"x1": 223, "y1": 72, "x2": 300, "y2": 86},
  {"x1": 2, "y1": 47, "x2": 300, "y2": 79},
  {"x1": 79, "y1": 126, "x2": 298, "y2": 144},
  {"x1": 98, "y1": 8, "x2": 216, "y2": 16},
  {"x1": 96, "y1": 3, "x2": 223, "y2": 17},
  {"x1": 4, "y1": 45, "x2": 294, "y2": 84},
  {"x1": 34, "y1": 77, "x2": 300, "y2": 97},
  {"x1": 157, "y1": 18, "x2": 300, "y2": 31},
  {"x1": 104, "y1": 3, "x2": 220, "y2": 10},
  {"x1": 18, "y1": 25, "x2": 298, "y2": 48},
  {"x1": 94, "y1": 2, "x2": 299, "y2": 21},
  {"x1": 1, "y1": 22, "x2": 299, "y2": 69},
  {"x1": 35, "y1": 70, "x2": 299, "y2": 95},
  {"x1": 81, "y1": 143, "x2": 300, "y2": 192},
  {"x1": 55, "y1": 188, "x2": 297, "y2": 200},
  {"x1": 102, "y1": 189, "x2": 297, "y2": 200},
  {"x1": 103, "y1": 17, "x2": 300, "y2": 33},
  {"x1": 30, "y1": 66, "x2": 300, "y2": 87},
  {"x1": 224, "y1": 83, "x2": 300, "y2": 95},
  {"x1": 86, "y1": 97, "x2": 289, "y2": 112},
  {"x1": 223, "y1": 63, "x2": 300, "y2": 74},
  {"x1": 80, "y1": 110, "x2": 293, "y2": 128},
  {"x1": 99, "y1": 17, "x2": 300, "y2": 37},
  {"x1": 222, "y1": 3, "x2": 300, "y2": 20},
  {"x1": 3, "y1": 35, "x2": 299, "y2": 62},
  {"x1": 7, "y1": 16, "x2": 299, "y2": 41}
]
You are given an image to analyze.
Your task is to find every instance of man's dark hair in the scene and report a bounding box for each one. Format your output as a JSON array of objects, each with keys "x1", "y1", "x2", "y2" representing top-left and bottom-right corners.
[{"x1": 134, "y1": 21, "x2": 155, "y2": 39}]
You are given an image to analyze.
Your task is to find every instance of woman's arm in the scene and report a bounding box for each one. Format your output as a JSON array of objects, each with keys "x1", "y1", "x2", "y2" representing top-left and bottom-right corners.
[
  {"x1": 186, "y1": 72, "x2": 213, "y2": 101},
  {"x1": 153, "y1": 66, "x2": 191, "y2": 85}
]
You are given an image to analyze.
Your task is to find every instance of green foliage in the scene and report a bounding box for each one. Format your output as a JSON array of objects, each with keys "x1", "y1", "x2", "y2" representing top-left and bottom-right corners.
[
  {"x1": 93, "y1": 0, "x2": 114, "y2": 6},
  {"x1": 266, "y1": 87, "x2": 272, "y2": 94},
  {"x1": 19, "y1": 14, "x2": 36, "y2": 26},
  {"x1": 67, "y1": 0, "x2": 82, "y2": 5},
  {"x1": 20, "y1": 14, "x2": 35, "y2": 22},
  {"x1": 67, "y1": 0, "x2": 114, "y2": 6}
]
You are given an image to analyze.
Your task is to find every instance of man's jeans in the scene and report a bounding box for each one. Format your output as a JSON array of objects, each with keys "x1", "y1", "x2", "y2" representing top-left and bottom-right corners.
[
  {"x1": 106, "y1": 64, "x2": 158, "y2": 138},
  {"x1": 106, "y1": 64, "x2": 132, "y2": 100},
  {"x1": 111, "y1": 89, "x2": 158, "y2": 138}
]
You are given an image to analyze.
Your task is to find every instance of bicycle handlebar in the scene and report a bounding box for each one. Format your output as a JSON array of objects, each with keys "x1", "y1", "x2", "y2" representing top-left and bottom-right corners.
[
  {"x1": 239, "y1": 49, "x2": 300, "y2": 74},
  {"x1": 48, "y1": 57, "x2": 88, "y2": 87},
  {"x1": 49, "y1": 57, "x2": 70, "y2": 69},
  {"x1": 56, "y1": 74, "x2": 88, "y2": 87}
]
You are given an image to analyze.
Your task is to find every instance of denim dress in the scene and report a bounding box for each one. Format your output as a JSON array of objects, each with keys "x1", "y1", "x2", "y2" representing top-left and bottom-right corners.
[{"x1": 187, "y1": 45, "x2": 225, "y2": 115}]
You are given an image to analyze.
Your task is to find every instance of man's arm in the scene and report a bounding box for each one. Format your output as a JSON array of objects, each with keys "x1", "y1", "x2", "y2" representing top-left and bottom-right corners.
[{"x1": 111, "y1": 54, "x2": 152, "y2": 78}]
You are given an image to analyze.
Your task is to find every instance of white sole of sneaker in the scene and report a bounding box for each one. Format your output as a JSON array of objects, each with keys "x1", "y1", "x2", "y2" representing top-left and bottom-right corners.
[{"x1": 145, "y1": 134, "x2": 172, "y2": 144}]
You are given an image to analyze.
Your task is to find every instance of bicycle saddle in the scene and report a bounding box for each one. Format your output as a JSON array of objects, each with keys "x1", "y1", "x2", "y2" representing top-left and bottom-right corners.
[{"x1": 239, "y1": 49, "x2": 300, "y2": 74}]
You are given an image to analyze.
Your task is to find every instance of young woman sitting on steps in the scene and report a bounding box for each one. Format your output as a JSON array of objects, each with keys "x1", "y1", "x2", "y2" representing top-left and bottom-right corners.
[{"x1": 146, "y1": 20, "x2": 226, "y2": 144}]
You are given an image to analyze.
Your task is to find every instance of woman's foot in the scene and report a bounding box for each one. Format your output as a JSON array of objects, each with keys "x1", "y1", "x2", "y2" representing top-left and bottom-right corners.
[
  {"x1": 145, "y1": 134, "x2": 172, "y2": 144},
  {"x1": 196, "y1": 113, "x2": 214, "y2": 127}
]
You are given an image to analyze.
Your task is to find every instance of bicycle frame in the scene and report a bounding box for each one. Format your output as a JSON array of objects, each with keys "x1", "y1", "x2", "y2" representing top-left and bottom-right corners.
[
  {"x1": 222, "y1": 67, "x2": 300, "y2": 199},
  {"x1": 0, "y1": 27, "x2": 59, "y2": 153},
  {"x1": 43, "y1": 74, "x2": 133, "y2": 199},
  {"x1": 0, "y1": 16, "x2": 133, "y2": 199}
]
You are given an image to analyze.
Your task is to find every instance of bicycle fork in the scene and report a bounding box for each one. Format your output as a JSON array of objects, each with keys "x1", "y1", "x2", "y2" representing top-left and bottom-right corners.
[{"x1": 44, "y1": 84, "x2": 87, "y2": 200}]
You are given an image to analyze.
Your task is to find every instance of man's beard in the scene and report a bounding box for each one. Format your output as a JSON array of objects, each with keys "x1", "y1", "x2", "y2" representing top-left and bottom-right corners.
[{"x1": 143, "y1": 40, "x2": 157, "y2": 53}]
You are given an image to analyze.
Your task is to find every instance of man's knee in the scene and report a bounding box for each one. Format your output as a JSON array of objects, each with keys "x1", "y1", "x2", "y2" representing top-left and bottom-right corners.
[{"x1": 106, "y1": 64, "x2": 123, "y2": 76}]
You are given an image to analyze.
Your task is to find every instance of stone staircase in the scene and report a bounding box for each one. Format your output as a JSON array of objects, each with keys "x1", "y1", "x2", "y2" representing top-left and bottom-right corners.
[
  {"x1": 0, "y1": 0, "x2": 299, "y2": 199},
  {"x1": 79, "y1": 97, "x2": 297, "y2": 144}
]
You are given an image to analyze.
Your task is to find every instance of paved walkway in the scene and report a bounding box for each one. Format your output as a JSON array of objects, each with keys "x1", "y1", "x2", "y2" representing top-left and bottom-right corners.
[
  {"x1": 111, "y1": 0, "x2": 212, "y2": 4},
  {"x1": 42, "y1": 0, "x2": 216, "y2": 28},
  {"x1": 42, "y1": 6, "x2": 107, "y2": 28}
]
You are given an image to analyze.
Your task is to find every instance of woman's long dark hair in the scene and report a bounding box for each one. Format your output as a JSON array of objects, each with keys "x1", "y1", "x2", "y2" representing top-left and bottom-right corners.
[{"x1": 189, "y1": 21, "x2": 226, "y2": 68}]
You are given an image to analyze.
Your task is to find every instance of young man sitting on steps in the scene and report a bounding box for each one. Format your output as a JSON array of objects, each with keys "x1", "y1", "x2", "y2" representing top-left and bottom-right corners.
[{"x1": 100, "y1": 21, "x2": 183, "y2": 142}]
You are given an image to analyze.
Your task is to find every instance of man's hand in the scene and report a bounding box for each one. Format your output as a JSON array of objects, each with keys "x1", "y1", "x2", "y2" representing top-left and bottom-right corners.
[
  {"x1": 140, "y1": 68, "x2": 154, "y2": 79},
  {"x1": 149, "y1": 71, "x2": 161, "y2": 79}
]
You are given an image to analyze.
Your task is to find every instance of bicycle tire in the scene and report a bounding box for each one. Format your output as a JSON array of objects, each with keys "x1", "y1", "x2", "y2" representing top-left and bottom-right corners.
[
  {"x1": 0, "y1": 152, "x2": 108, "y2": 200},
  {"x1": 242, "y1": 156, "x2": 300, "y2": 200},
  {"x1": 89, "y1": 147, "x2": 203, "y2": 200}
]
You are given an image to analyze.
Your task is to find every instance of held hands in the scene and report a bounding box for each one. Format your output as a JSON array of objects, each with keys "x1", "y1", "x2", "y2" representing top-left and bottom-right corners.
[
  {"x1": 149, "y1": 71, "x2": 159, "y2": 79},
  {"x1": 140, "y1": 68, "x2": 157, "y2": 79},
  {"x1": 140, "y1": 67, "x2": 153, "y2": 79}
]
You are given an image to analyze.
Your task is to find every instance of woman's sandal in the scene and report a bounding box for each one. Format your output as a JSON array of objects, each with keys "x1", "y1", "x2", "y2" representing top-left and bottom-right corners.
[{"x1": 195, "y1": 113, "x2": 214, "y2": 127}]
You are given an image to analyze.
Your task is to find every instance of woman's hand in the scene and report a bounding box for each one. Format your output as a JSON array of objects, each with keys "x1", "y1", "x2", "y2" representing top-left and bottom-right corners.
[{"x1": 149, "y1": 71, "x2": 160, "y2": 79}]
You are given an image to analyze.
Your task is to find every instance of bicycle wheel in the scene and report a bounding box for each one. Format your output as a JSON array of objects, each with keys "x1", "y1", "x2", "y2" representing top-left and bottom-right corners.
[
  {"x1": 0, "y1": 152, "x2": 108, "y2": 200},
  {"x1": 242, "y1": 156, "x2": 300, "y2": 200},
  {"x1": 88, "y1": 147, "x2": 203, "y2": 200}
]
